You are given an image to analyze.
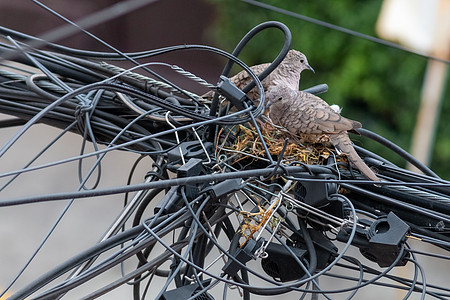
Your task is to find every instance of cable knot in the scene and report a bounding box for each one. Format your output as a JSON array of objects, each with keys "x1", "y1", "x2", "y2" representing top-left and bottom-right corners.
[{"x1": 75, "y1": 101, "x2": 94, "y2": 117}]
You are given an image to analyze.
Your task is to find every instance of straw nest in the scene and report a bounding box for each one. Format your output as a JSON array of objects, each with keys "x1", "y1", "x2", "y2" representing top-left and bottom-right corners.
[{"x1": 221, "y1": 123, "x2": 347, "y2": 167}]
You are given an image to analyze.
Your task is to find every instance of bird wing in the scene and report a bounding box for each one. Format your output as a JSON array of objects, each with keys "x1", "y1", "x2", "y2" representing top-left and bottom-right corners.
[
  {"x1": 200, "y1": 63, "x2": 270, "y2": 100},
  {"x1": 293, "y1": 92, "x2": 361, "y2": 134},
  {"x1": 230, "y1": 63, "x2": 270, "y2": 89}
]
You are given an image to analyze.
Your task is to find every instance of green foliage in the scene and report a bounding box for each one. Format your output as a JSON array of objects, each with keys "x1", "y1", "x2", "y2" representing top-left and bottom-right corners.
[{"x1": 206, "y1": 0, "x2": 450, "y2": 178}]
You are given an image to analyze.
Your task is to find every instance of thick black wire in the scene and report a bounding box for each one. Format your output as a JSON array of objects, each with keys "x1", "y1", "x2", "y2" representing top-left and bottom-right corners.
[
  {"x1": 356, "y1": 128, "x2": 439, "y2": 178},
  {"x1": 0, "y1": 100, "x2": 256, "y2": 183},
  {"x1": 342, "y1": 183, "x2": 450, "y2": 224},
  {"x1": 241, "y1": 0, "x2": 450, "y2": 64},
  {"x1": 209, "y1": 21, "x2": 291, "y2": 117},
  {"x1": 2, "y1": 42, "x2": 266, "y2": 125},
  {"x1": 14, "y1": 50, "x2": 264, "y2": 122},
  {"x1": 350, "y1": 200, "x2": 450, "y2": 249},
  {"x1": 3, "y1": 162, "x2": 449, "y2": 208},
  {"x1": 0, "y1": 44, "x2": 105, "y2": 83},
  {"x1": 323, "y1": 271, "x2": 446, "y2": 299},
  {"x1": 0, "y1": 117, "x2": 27, "y2": 128}
]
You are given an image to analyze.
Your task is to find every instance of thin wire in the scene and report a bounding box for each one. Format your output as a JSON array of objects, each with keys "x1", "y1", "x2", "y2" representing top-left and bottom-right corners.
[
  {"x1": 0, "y1": 96, "x2": 254, "y2": 180},
  {"x1": 165, "y1": 111, "x2": 185, "y2": 165},
  {"x1": 30, "y1": 0, "x2": 201, "y2": 102},
  {"x1": 1, "y1": 99, "x2": 167, "y2": 297},
  {"x1": 192, "y1": 127, "x2": 212, "y2": 164},
  {"x1": 241, "y1": 0, "x2": 450, "y2": 64},
  {"x1": 406, "y1": 248, "x2": 450, "y2": 261},
  {"x1": 0, "y1": 120, "x2": 77, "y2": 193},
  {"x1": 0, "y1": 0, "x2": 159, "y2": 63}
]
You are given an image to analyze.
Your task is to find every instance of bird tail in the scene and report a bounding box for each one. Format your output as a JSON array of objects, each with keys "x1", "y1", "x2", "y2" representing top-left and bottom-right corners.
[{"x1": 329, "y1": 132, "x2": 380, "y2": 181}]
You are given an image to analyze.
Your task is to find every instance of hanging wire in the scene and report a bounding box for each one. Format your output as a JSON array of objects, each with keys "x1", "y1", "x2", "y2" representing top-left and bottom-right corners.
[{"x1": 241, "y1": 0, "x2": 450, "y2": 64}]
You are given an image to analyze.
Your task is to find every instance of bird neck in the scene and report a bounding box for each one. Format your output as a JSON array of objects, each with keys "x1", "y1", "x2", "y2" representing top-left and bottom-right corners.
[{"x1": 272, "y1": 66, "x2": 301, "y2": 90}]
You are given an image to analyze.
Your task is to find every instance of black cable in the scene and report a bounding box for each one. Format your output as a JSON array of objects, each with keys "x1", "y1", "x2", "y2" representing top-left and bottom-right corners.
[
  {"x1": 348, "y1": 198, "x2": 450, "y2": 248},
  {"x1": 33, "y1": 211, "x2": 190, "y2": 300},
  {"x1": 210, "y1": 21, "x2": 291, "y2": 118},
  {"x1": 356, "y1": 127, "x2": 439, "y2": 178},
  {"x1": 0, "y1": 44, "x2": 105, "y2": 83},
  {"x1": 366, "y1": 158, "x2": 450, "y2": 196},
  {"x1": 3, "y1": 41, "x2": 266, "y2": 118},
  {"x1": 324, "y1": 267, "x2": 446, "y2": 299},
  {"x1": 342, "y1": 183, "x2": 450, "y2": 223},
  {"x1": 9, "y1": 224, "x2": 145, "y2": 300},
  {"x1": 298, "y1": 219, "x2": 318, "y2": 276},
  {"x1": 0, "y1": 117, "x2": 27, "y2": 128}
]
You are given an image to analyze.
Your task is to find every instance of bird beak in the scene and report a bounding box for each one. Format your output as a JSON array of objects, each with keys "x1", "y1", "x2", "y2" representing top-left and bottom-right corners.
[{"x1": 307, "y1": 64, "x2": 315, "y2": 74}]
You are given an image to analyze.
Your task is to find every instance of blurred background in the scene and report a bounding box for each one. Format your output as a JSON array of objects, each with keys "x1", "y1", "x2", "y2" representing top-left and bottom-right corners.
[{"x1": 0, "y1": 0, "x2": 449, "y2": 299}]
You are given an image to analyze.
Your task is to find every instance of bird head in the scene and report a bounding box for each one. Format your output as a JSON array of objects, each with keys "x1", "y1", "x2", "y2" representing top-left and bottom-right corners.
[
  {"x1": 286, "y1": 50, "x2": 315, "y2": 74},
  {"x1": 272, "y1": 50, "x2": 314, "y2": 89},
  {"x1": 265, "y1": 85, "x2": 293, "y2": 109}
]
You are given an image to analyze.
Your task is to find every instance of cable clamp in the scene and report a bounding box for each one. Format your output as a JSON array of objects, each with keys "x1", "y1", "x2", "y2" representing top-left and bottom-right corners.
[{"x1": 217, "y1": 75, "x2": 252, "y2": 110}]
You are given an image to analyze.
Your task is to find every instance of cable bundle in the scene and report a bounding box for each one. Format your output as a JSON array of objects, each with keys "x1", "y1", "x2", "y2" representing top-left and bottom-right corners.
[{"x1": 1, "y1": 19, "x2": 449, "y2": 300}]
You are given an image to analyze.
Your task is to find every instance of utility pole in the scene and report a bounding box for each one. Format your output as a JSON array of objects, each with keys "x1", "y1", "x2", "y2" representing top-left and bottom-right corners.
[
  {"x1": 376, "y1": 0, "x2": 450, "y2": 173},
  {"x1": 409, "y1": 0, "x2": 450, "y2": 171}
]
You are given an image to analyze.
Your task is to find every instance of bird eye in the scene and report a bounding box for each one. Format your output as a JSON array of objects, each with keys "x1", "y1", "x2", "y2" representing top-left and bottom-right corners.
[{"x1": 300, "y1": 59, "x2": 304, "y2": 63}]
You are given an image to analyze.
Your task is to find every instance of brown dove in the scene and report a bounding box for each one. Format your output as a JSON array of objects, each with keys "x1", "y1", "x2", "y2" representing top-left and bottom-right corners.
[
  {"x1": 202, "y1": 49, "x2": 314, "y2": 102},
  {"x1": 266, "y1": 85, "x2": 380, "y2": 181}
]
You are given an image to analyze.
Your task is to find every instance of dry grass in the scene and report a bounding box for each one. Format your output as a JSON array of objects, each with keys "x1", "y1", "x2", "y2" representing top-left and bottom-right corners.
[{"x1": 224, "y1": 123, "x2": 345, "y2": 166}]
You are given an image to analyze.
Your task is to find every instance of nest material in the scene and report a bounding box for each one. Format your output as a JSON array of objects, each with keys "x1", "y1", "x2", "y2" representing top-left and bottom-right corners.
[{"x1": 228, "y1": 123, "x2": 346, "y2": 166}]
